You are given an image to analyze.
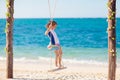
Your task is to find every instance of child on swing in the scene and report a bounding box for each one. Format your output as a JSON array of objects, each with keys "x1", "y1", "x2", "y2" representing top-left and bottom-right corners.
[{"x1": 45, "y1": 20, "x2": 63, "y2": 68}]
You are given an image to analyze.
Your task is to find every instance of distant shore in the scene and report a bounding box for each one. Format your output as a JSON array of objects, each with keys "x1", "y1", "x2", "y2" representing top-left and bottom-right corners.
[{"x1": 0, "y1": 59, "x2": 120, "y2": 80}]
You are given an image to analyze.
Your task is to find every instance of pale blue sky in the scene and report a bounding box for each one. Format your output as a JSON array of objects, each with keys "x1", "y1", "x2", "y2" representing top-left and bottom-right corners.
[{"x1": 0, "y1": 0, "x2": 120, "y2": 18}]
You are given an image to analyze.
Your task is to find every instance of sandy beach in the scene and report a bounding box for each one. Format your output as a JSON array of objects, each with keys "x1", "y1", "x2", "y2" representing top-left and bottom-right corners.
[
  {"x1": 0, "y1": 58, "x2": 120, "y2": 80},
  {"x1": 0, "y1": 0, "x2": 120, "y2": 79}
]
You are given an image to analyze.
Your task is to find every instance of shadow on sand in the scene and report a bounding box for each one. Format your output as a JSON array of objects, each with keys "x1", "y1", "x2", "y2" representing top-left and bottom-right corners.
[
  {"x1": 48, "y1": 66, "x2": 67, "y2": 72},
  {"x1": 13, "y1": 78, "x2": 51, "y2": 80}
]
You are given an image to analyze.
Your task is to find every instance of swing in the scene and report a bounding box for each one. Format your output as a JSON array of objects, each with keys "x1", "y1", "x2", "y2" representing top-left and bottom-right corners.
[
  {"x1": 47, "y1": 0, "x2": 60, "y2": 51},
  {"x1": 47, "y1": 0, "x2": 66, "y2": 71},
  {"x1": 47, "y1": 0, "x2": 58, "y2": 71}
]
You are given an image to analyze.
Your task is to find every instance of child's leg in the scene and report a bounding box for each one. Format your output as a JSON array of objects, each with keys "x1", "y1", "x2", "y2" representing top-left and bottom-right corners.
[
  {"x1": 58, "y1": 47, "x2": 63, "y2": 68},
  {"x1": 54, "y1": 50, "x2": 59, "y2": 67}
]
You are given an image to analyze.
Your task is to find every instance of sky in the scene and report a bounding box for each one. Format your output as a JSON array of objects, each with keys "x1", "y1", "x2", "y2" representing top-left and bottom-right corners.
[{"x1": 0, "y1": 0, "x2": 120, "y2": 18}]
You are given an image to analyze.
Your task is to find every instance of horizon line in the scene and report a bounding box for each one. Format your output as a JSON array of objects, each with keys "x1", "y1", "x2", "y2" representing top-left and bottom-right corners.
[{"x1": 0, "y1": 17, "x2": 120, "y2": 19}]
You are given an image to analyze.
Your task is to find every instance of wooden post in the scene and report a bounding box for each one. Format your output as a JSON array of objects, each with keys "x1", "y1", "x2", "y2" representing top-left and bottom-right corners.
[
  {"x1": 5, "y1": 0, "x2": 14, "y2": 78},
  {"x1": 107, "y1": 0, "x2": 116, "y2": 80}
]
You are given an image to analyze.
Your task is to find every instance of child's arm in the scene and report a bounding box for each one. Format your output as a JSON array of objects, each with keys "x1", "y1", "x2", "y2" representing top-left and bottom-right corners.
[{"x1": 45, "y1": 25, "x2": 52, "y2": 35}]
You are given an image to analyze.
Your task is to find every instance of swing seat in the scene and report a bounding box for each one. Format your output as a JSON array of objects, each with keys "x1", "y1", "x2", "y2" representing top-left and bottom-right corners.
[{"x1": 48, "y1": 45, "x2": 60, "y2": 51}]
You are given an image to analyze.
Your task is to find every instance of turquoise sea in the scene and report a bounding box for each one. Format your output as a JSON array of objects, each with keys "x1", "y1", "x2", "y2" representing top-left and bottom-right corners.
[{"x1": 0, "y1": 18, "x2": 120, "y2": 64}]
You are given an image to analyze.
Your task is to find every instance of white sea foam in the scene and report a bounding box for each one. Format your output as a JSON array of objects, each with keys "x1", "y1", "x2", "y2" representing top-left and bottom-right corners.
[
  {"x1": 62, "y1": 58, "x2": 107, "y2": 66},
  {"x1": 14, "y1": 57, "x2": 26, "y2": 61},
  {"x1": 0, "y1": 57, "x2": 6, "y2": 60},
  {"x1": 38, "y1": 56, "x2": 49, "y2": 61},
  {"x1": 0, "y1": 57, "x2": 26, "y2": 61},
  {"x1": 0, "y1": 56, "x2": 107, "y2": 65},
  {"x1": 1, "y1": 56, "x2": 120, "y2": 67},
  {"x1": 38, "y1": 56, "x2": 107, "y2": 66}
]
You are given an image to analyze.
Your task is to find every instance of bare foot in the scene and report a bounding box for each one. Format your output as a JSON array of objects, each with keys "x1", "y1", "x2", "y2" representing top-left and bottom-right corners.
[
  {"x1": 58, "y1": 65, "x2": 64, "y2": 69},
  {"x1": 56, "y1": 64, "x2": 58, "y2": 67}
]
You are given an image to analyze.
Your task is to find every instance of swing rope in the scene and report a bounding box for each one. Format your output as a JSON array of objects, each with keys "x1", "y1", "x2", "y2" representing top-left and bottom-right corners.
[
  {"x1": 47, "y1": 0, "x2": 65, "y2": 70},
  {"x1": 48, "y1": 0, "x2": 58, "y2": 70},
  {"x1": 48, "y1": 0, "x2": 57, "y2": 21}
]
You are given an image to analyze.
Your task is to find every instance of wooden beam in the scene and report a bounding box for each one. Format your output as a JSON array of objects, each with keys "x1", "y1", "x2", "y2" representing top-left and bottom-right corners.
[
  {"x1": 6, "y1": 0, "x2": 14, "y2": 78},
  {"x1": 107, "y1": 0, "x2": 116, "y2": 80}
]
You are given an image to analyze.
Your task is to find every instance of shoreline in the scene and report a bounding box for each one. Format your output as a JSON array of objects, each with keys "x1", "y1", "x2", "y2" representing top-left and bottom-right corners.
[
  {"x1": 0, "y1": 59, "x2": 120, "y2": 80},
  {"x1": 0, "y1": 56, "x2": 120, "y2": 67},
  {"x1": 0, "y1": 56, "x2": 109, "y2": 65}
]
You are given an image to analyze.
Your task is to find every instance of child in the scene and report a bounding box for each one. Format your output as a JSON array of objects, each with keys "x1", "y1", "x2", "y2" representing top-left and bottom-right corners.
[{"x1": 45, "y1": 21, "x2": 63, "y2": 68}]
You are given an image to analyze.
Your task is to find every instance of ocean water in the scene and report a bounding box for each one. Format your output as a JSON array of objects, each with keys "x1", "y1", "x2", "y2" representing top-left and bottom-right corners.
[{"x1": 0, "y1": 18, "x2": 120, "y2": 64}]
